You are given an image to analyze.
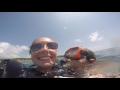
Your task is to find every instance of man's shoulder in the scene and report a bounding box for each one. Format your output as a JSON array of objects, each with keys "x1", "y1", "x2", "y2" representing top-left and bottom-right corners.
[{"x1": 1, "y1": 59, "x2": 26, "y2": 78}]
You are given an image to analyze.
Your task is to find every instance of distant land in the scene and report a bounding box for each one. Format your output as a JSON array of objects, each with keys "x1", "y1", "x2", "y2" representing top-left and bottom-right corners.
[
  {"x1": 0, "y1": 55, "x2": 64, "y2": 61},
  {"x1": 1, "y1": 46, "x2": 120, "y2": 62}
]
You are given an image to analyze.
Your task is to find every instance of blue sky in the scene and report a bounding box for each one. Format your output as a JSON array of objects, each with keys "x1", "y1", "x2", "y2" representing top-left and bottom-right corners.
[{"x1": 0, "y1": 12, "x2": 120, "y2": 59}]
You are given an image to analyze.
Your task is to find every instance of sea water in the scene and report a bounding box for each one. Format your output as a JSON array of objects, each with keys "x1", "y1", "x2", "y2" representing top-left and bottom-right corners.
[{"x1": 22, "y1": 47, "x2": 120, "y2": 77}]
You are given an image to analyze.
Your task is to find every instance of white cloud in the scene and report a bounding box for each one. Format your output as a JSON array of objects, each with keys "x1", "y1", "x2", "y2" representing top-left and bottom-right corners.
[
  {"x1": 89, "y1": 31, "x2": 104, "y2": 42},
  {"x1": 0, "y1": 42, "x2": 29, "y2": 59},
  {"x1": 74, "y1": 39, "x2": 82, "y2": 42},
  {"x1": 98, "y1": 36, "x2": 103, "y2": 41}
]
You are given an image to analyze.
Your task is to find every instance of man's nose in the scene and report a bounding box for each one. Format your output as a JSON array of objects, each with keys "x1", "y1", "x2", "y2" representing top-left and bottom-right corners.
[
  {"x1": 42, "y1": 44, "x2": 48, "y2": 49},
  {"x1": 40, "y1": 44, "x2": 49, "y2": 53}
]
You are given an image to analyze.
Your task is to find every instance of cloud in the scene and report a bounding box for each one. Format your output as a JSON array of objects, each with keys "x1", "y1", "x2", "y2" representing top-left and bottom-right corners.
[
  {"x1": 74, "y1": 39, "x2": 82, "y2": 42},
  {"x1": 89, "y1": 31, "x2": 103, "y2": 42},
  {"x1": 0, "y1": 42, "x2": 29, "y2": 59}
]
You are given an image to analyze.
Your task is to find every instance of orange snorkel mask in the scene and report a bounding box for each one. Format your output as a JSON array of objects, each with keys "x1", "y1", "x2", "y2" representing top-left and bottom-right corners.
[{"x1": 64, "y1": 47, "x2": 87, "y2": 60}]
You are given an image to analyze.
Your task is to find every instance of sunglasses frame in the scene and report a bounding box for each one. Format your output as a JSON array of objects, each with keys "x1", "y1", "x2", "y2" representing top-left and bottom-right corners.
[{"x1": 30, "y1": 42, "x2": 58, "y2": 51}]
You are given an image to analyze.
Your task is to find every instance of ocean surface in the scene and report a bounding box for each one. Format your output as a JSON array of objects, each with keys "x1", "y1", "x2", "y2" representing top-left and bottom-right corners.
[{"x1": 22, "y1": 47, "x2": 120, "y2": 76}]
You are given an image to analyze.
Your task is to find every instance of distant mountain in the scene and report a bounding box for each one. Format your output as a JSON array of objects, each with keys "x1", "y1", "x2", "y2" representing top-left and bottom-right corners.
[{"x1": 94, "y1": 47, "x2": 120, "y2": 61}]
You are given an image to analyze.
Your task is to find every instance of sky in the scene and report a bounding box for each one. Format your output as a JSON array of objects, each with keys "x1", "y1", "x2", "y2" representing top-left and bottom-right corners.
[{"x1": 0, "y1": 12, "x2": 120, "y2": 59}]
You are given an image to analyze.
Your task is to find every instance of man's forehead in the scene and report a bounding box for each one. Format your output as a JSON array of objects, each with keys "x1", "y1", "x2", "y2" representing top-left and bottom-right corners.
[{"x1": 33, "y1": 37, "x2": 54, "y2": 43}]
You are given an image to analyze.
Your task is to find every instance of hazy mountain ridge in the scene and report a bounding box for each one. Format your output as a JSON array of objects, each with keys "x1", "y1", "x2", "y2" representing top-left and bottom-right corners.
[{"x1": 94, "y1": 47, "x2": 120, "y2": 61}]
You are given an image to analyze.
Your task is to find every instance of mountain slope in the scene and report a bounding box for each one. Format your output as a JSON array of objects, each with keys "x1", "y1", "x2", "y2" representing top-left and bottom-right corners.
[{"x1": 94, "y1": 47, "x2": 120, "y2": 61}]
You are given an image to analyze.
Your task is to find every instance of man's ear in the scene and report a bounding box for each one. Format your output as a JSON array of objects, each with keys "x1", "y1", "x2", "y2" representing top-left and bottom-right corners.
[
  {"x1": 29, "y1": 50, "x2": 31, "y2": 54},
  {"x1": 89, "y1": 58, "x2": 96, "y2": 63}
]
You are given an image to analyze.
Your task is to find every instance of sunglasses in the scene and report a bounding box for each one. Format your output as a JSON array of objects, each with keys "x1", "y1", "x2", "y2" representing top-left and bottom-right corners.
[
  {"x1": 30, "y1": 42, "x2": 58, "y2": 51},
  {"x1": 64, "y1": 47, "x2": 87, "y2": 60}
]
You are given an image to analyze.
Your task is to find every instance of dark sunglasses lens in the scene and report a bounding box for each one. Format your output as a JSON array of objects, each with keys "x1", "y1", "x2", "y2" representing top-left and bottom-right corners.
[
  {"x1": 31, "y1": 43, "x2": 42, "y2": 51},
  {"x1": 71, "y1": 47, "x2": 78, "y2": 55},
  {"x1": 47, "y1": 42, "x2": 58, "y2": 49}
]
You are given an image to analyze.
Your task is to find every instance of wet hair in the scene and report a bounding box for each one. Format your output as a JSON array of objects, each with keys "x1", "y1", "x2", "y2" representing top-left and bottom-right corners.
[{"x1": 29, "y1": 45, "x2": 32, "y2": 54}]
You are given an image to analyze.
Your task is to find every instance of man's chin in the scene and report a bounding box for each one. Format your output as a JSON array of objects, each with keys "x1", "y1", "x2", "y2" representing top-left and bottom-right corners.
[{"x1": 40, "y1": 63, "x2": 53, "y2": 68}]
